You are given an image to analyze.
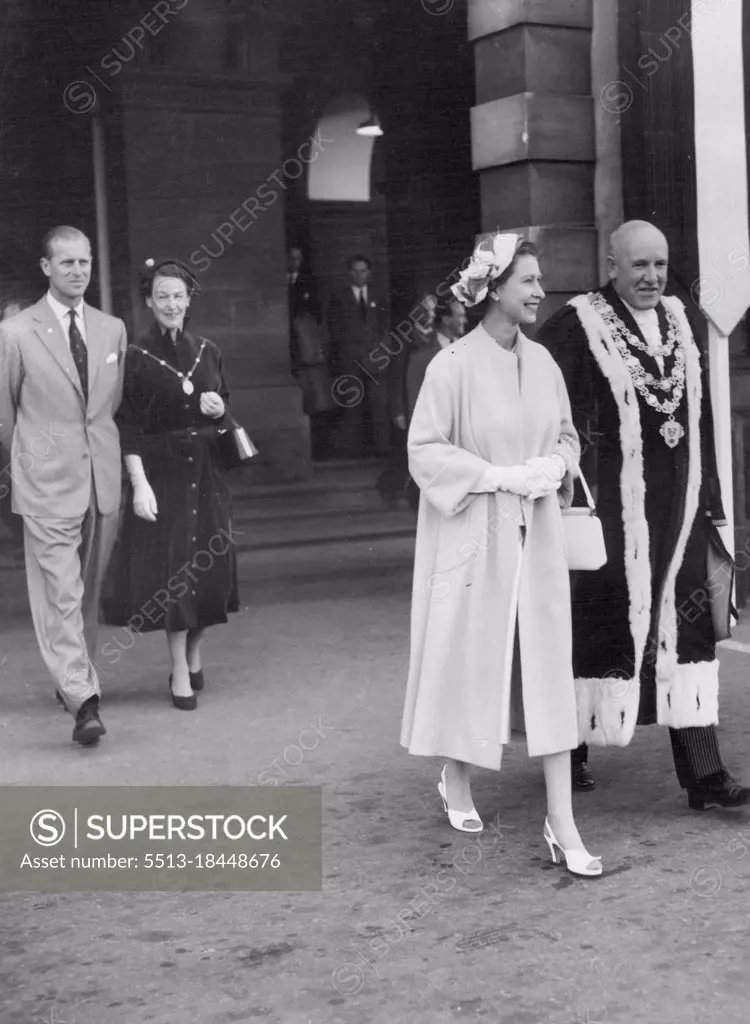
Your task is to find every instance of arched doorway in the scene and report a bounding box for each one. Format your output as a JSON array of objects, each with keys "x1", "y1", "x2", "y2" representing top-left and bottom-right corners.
[
  {"x1": 285, "y1": 92, "x2": 390, "y2": 461},
  {"x1": 305, "y1": 93, "x2": 389, "y2": 321}
]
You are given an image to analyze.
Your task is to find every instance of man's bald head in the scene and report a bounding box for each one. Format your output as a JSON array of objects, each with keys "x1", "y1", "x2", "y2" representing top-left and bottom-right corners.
[{"x1": 607, "y1": 220, "x2": 669, "y2": 310}]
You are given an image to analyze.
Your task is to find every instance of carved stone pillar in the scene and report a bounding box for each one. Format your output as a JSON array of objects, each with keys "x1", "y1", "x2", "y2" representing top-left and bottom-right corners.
[{"x1": 468, "y1": 0, "x2": 599, "y2": 323}]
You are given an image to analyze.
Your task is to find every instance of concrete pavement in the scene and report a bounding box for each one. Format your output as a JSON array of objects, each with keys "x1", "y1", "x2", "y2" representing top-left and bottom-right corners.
[{"x1": 1, "y1": 546, "x2": 750, "y2": 1024}]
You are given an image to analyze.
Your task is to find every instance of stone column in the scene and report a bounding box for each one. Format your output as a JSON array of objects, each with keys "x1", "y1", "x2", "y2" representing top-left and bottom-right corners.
[
  {"x1": 109, "y1": 0, "x2": 310, "y2": 481},
  {"x1": 467, "y1": 0, "x2": 599, "y2": 324}
]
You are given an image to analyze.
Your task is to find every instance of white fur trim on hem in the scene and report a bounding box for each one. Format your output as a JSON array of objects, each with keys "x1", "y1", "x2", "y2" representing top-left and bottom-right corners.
[
  {"x1": 656, "y1": 659, "x2": 719, "y2": 728},
  {"x1": 569, "y1": 294, "x2": 651, "y2": 712},
  {"x1": 654, "y1": 296, "x2": 704, "y2": 710},
  {"x1": 569, "y1": 293, "x2": 711, "y2": 739},
  {"x1": 575, "y1": 676, "x2": 640, "y2": 747}
]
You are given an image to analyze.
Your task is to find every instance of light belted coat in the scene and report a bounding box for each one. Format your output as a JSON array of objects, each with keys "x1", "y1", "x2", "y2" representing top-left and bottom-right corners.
[
  {"x1": 0, "y1": 297, "x2": 127, "y2": 517},
  {"x1": 401, "y1": 324, "x2": 581, "y2": 770}
]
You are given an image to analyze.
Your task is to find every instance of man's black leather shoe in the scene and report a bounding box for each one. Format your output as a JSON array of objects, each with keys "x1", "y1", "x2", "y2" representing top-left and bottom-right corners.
[
  {"x1": 572, "y1": 761, "x2": 596, "y2": 791},
  {"x1": 687, "y1": 772, "x2": 750, "y2": 810},
  {"x1": 72, "y1": 696, "x2": 106, "y2": 746}
]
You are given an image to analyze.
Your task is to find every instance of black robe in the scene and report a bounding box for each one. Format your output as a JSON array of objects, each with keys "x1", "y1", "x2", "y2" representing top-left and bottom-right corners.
[
  {"x1": 102, "y1": 323, "x2": 239, "y2": 634},
  {"x1": 537, "y1": 284, "x2": 725, "y2": 746}
]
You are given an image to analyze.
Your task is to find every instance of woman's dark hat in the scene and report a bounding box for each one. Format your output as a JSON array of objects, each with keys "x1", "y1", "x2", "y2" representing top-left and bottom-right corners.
[{"x1": 139, "y1": 257, "x2": 201, "y2": 297}]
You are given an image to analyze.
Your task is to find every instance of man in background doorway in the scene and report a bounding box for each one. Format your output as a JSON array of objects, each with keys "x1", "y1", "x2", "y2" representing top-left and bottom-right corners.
[
  {"x1": 326, "y1": 254, "x2": 392, "y2": 458},
  {"x1": 287, "y1": 247, "x2": 320, "y2": 375},
  {"x1": 406, "y1": 295, "x2": 467, "y2": 419},
  {"x1": 287, "y1": 247, "x2": 335, "y2": 459}
]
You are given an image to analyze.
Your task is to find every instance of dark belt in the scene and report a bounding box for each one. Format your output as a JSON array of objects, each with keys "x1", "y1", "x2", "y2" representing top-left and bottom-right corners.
[{"x1": 140, "y1": 426, "x2": 220, "y2": 459}]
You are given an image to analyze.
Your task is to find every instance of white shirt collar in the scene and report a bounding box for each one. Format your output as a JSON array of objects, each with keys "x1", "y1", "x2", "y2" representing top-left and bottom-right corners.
[
  {"x1": 621, "y1": 297, "x2": 664, "y2": 368},
  {"x1": 621, "y1": 297, "x2": 659, "y2": 327},
  {"x1": 352, "y1": 285, "x2": 367, "y2": 300},
  {"x1": 46, "y1": 291, "x2": 84, "y2": 325}
]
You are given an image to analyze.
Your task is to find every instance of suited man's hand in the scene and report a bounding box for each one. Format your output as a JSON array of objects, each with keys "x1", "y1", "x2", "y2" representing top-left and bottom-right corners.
[
  {"x1": 200, "y1": 391, "x2": 225, "y2": 419},
  {"x1": 132, "y1": 479, "x2": 158, "y2": 522}
]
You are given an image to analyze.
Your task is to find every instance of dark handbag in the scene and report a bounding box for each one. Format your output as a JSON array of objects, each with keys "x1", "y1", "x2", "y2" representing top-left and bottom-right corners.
[
  {"x1": 705, "y1": 519, "x2": 737, "y2": 641},
  {"x1": 215, "y1": 416, "x2": 258, "y2": 471}
]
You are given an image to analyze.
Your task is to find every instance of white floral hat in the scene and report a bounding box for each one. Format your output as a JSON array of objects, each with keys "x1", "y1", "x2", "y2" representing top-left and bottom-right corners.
[{"x1": 451, "y1": 233, "x2": 522, "y2": 307}]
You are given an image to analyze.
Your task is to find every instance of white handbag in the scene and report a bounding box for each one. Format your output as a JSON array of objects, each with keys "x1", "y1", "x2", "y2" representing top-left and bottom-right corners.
[{"x1": 561, "y1": 470, "x2": 607, "y2": 571}]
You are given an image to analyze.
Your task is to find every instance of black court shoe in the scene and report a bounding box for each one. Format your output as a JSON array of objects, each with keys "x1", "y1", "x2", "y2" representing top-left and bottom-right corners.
[
  {"x1": 572, "y1": 761, "x2": 596, "y2": 791},
  {"x1": 168, "y1": 675, "x2": 197, "y2": 711},
  {"x1": 72, "y1": 696, "x2": 106, "y2": 746},
  {"x1": 687, "y1": 772, "x2": 750, "y2": 810},
  {"x1": 189, "y1": 669, "x2": 205, "y2": 692}
]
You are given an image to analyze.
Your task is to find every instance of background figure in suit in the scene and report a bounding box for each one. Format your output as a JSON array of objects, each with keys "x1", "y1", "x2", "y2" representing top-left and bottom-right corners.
[
  {"x1": 287, "y1": 247, "x2": 335, "y2": 459},
  {"x1": 375, "y1": 290, "x2": 435, "y2": 507},
  {"x1": 0, "y1": 226, "x2": 127, "y2": 746},
  {"x1": 406, "y1": 295, "x2": 467, "y2": 418},
  {"x1": 400, "y1": 295, "x2": 467, "y2": 511},
  {"x1": 326, "y1": 254, "x2": 392, "y2": 458},
  {"x1": 287, "y1": 246, "x2": 320, "y2": 374},
  {"x1": 0, "y1": 292, "x2": 31, "y2": 322},
  {"x1": 0, "y1": 291, "x2": 32, "y2": 550}
]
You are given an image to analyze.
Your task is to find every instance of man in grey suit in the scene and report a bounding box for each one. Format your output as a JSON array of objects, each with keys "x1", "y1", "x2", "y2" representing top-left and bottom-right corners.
[{"x1": 0, "y1": 226, "x2": 127, "y2": 746}]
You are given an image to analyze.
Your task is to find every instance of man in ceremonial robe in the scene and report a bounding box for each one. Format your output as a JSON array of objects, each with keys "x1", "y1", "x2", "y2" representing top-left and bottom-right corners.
[{"x1": 537, "y1": 220, "x2": 749, "y2": 810}]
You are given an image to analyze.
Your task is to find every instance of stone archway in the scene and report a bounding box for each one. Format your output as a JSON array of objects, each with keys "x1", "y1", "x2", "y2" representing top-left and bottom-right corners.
[
  {"x1": 304, "y1": 93, "x2": 389, "y2": 328},
  {"x1": 307, "y1": 93, "x2": 376, "y2": 202}
]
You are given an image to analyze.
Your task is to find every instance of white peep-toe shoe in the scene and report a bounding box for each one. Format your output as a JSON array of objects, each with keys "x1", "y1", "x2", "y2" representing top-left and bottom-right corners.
[
  {"x1": 438, "y1": 764, "x2": 483, "y2": 833},
  {"x1": 543, "y1": 817, "x2": 602, "y2": 877}
]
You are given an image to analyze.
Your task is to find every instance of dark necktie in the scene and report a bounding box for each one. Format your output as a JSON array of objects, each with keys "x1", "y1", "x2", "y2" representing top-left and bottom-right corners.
[
  {"x1": 359, "y1": 289, "x2": 368, "y2": 319},
  {"x1": 68, "y1": 308, "x2": 88, "y2": 402}
]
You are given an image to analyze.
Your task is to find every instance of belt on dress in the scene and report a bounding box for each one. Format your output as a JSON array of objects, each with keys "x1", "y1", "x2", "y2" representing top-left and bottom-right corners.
[{"x1": 143, "y1": 425, "x2": 222, "y2": 441}]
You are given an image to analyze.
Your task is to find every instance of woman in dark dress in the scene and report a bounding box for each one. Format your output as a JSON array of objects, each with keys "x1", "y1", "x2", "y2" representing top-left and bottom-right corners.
[{"x1": 103, "y1": 259, "x2": 239, "y2": 710}]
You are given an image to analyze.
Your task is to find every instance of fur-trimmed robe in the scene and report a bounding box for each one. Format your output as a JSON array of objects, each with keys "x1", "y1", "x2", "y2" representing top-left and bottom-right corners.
[{"x1": 537, "y1": 284, "x2": 726, "y2": 747}]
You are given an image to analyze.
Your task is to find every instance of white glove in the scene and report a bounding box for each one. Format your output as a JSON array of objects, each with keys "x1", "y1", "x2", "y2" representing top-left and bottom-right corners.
[
  {"x1": 200, "y1": 391, "x2": 225, "y2": 419},
  {"x1": 525, "y1": 454, "x2": 566, "y2": 499},
  {"x1": 483, "y1": 464, "x2": 535, "y2": 497},
  {"x1": 526, "y1": 454, "x2": 566, "y2": 482},
  {"x1": 524, "y1": 458, "x2": 565, "y2": 501},
  {"x1": 125, "y1": 455, "x2": 158, "y2": 522},
  {"x1": 132, "y1": 479, "x2": 158, "y2": 521}
]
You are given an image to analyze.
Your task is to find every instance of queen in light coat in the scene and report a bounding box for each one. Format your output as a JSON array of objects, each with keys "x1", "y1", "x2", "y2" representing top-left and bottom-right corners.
[{"x1": 401, "y1": 234, "x2": 602, "y2": 876}]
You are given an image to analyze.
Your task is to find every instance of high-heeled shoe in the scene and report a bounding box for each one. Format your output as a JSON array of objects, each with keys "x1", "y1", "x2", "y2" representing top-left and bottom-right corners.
[
  {"x1": 437, "y1": 764, "x2": 483, "y2": 833},
  {"x1": 168, "y1": 674, "x2": 197, "y2": 711},
  {"x1": 543, "y1": 817, "x2": 602, "y2": 877}
]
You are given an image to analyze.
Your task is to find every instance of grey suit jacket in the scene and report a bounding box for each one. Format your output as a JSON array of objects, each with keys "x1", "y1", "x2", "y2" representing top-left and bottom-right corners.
[{"x1": 0, "y1": 296, "x2": 127, "y2": 517}]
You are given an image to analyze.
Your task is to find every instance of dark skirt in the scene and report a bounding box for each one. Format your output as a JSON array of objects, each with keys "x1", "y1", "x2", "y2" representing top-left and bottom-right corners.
[{"x1": 102, "y1": 429, "x2": 240, "y2": 633}]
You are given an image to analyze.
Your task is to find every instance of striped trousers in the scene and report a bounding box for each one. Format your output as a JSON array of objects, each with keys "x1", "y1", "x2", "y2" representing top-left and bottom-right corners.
[{"x1": 573, "y1": 725, "x2": 725, "y2": 789}]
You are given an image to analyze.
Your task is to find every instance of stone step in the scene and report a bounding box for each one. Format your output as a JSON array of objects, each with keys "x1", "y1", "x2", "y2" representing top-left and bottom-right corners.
[
  {"x1": 232, "y1": 505, "x2": 416, "y2": 550},
  {"x1": 235, "y1": 533, "x2": 416, "y2": 591},
  {"x1": 0, "y1": 523, "x2": 417, "y2": 581},
  {"x1": 233, "y1": 480, "x2": 394, "y2": 519},
  {"x1": 229, "y1": 458, "x2": 384, "y2": 500},
  {"x1": 230, "y1": 457, "x2": 408, "y2": 519},
  {"x1": 0, "y1": 460, "x2": 416, "y2": 571}
]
